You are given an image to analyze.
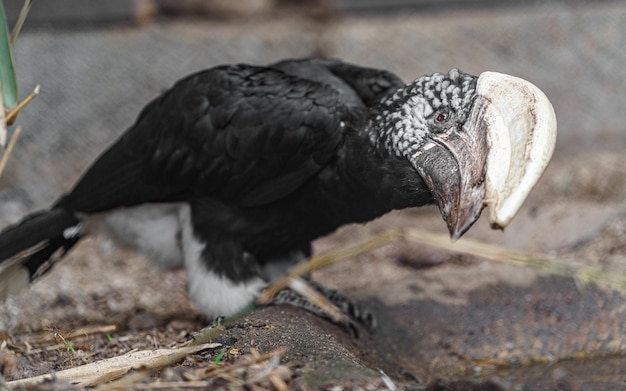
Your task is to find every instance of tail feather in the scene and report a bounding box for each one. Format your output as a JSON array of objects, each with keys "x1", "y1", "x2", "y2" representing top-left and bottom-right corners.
[{"x1": 0, "y1": 207, "x2": 81, "y2": 298}]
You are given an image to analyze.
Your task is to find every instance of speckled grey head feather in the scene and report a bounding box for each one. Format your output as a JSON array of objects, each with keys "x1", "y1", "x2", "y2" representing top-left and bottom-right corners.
[{"x1": 370, "y1": 69, "x2": 478, "y2": 159}]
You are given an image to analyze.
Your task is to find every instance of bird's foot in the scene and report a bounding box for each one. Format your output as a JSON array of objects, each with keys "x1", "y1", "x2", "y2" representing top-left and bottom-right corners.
[
  {"x1": 212, "y1": 315, "x2": 226, "y2": 327},
  {"x1": 267, "y1": 277, "x2": 376, "y2": 337},
  {"x1": 307, "y1": 279, "x2": 377, "y2": 331}
]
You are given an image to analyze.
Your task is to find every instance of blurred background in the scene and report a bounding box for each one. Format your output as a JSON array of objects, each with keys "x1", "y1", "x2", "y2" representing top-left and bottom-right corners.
[{"x1": 0, "y1": 0, "x2": 624, "y2": 219}]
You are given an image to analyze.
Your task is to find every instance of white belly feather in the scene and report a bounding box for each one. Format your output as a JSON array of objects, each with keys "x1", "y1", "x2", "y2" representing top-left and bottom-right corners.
[{"x1": 94, "y1": 203, "x2": 268, "y2": 318}]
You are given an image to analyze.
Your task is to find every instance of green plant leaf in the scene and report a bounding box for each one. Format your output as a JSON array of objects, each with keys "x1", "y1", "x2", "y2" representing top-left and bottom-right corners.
[
  {"x1": 213, "y1": 348, "x2": 226, "y2": 364},
  {"x1": 0, "y1": 1, "x2": 17, "y2": 108}
]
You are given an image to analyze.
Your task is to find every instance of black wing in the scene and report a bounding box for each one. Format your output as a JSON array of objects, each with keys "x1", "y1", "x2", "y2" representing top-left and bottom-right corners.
[
  {"x1": 59, "y1": 60, "x2": 405, "y2": 213},
  {"x1": 270, "y1": 57, "x2": 405, "y2": 108},
  {"x1": 60, "y1": 64, "x2": 351, "y2": 212}
]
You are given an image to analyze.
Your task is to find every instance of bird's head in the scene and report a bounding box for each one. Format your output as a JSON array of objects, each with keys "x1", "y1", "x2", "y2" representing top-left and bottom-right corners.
[{"x1": 373, "y1": 69, "x2": 556, "y2": 240}]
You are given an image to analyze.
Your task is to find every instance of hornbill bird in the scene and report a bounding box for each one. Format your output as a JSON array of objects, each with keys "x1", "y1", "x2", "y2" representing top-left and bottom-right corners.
[{"x1": 0, "y1": 57, "x2": 556, "y2": 328}]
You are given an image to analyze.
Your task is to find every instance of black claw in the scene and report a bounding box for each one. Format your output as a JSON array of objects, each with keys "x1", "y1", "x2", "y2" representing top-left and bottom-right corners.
[{"x1": 345, "y1": 318, "x2": 360, "y2": 338}]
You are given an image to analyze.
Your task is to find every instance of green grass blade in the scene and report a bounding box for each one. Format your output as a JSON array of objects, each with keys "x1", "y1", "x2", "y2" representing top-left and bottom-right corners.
[
  {"x1": 213, "y1": 348, "x2": 227, "y2": 364},
  {"x1": 0, "y1": 1, "x2": 18, "y2": 108}
]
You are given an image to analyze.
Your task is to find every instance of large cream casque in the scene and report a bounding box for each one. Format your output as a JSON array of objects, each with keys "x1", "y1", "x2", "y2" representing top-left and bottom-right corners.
[{"x1": 477, "y1": 71, "x2": 557, "y2": 229}]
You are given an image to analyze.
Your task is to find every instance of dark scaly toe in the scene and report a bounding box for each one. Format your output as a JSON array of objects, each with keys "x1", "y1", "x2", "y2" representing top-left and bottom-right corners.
[
  {"x1": 266, "y1": 279, "x2": 376, "y2": 336},
  {"x1": 269, "y1": 287, "x2": 361, "y2": 337},
  {"x1": 306, "y1": 279, "x2": 378, "y2": 331}
]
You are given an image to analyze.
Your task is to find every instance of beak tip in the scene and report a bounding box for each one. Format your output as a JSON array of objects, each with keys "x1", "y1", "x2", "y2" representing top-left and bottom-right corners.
[
  {"x1": 447, "y1": 220, "x2": 471, "y2": 242},
  {"x1": 448, "y1": 226, "x2": 469, "y2": 242},
  {"x1": 447, "y1": 207, "x2": 482, "y2": 243},
  {"x1": 449, "y1": 230, "x2": 462, "y2": 242}
]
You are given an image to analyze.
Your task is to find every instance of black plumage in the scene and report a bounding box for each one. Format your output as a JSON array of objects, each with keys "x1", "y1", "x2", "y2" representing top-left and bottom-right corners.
[{"x1": 0, "y1": 57, "x2": 486, "y2": 320}]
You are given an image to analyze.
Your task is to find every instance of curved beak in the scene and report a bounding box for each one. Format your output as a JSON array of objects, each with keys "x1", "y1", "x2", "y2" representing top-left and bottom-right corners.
[
  {"x1": 411, "y1": 105, "x2": 489, "y2": 240},
  {"x1": 412, "y1": 72, "x2": 557, "y2": 240}
]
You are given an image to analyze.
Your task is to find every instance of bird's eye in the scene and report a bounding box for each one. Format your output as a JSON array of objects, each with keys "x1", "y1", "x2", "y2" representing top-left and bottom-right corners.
[{"x1": 435, "y1": 111, "x2": 448, "y2": 123}]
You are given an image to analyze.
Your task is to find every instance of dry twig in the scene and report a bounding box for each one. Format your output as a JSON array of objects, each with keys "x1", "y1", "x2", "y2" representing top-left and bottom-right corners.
[{"x1": 8, "y1": 342, "x2": 220, "y2": 388}]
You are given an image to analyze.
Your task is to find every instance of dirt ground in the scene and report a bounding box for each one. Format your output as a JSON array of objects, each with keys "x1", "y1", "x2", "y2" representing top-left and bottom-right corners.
[{"x1": 0, "y1": 141, "x2": 625, "y2": 390}]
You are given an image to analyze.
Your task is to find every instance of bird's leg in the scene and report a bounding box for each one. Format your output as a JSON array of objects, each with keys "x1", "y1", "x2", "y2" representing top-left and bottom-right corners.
[
  {"x1": 267, "y1": 277, "x2": 376, "y2": 336},
  {"x1": 270, "y1": 279, "x2": 360, "y2": 337},
  {"x1": 305, "y1": 278, "x2": 377, "y2": 331}
]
